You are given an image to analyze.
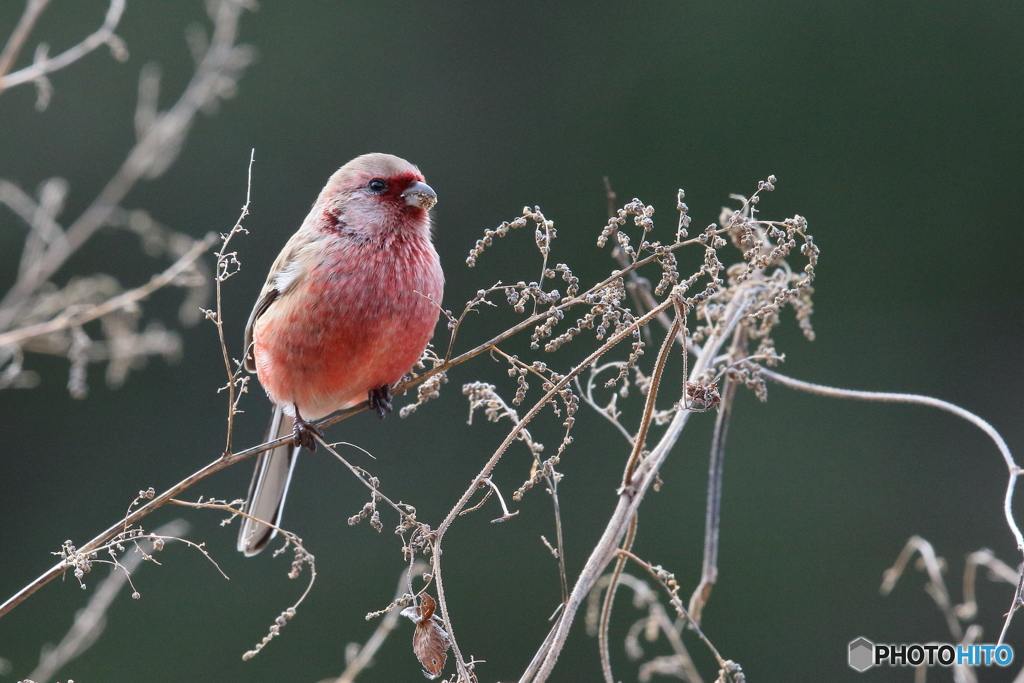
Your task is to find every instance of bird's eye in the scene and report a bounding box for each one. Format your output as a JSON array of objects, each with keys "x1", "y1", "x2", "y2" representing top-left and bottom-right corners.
[{"x1": 367, "y1": 179, "x2": 388, "y2": 194}]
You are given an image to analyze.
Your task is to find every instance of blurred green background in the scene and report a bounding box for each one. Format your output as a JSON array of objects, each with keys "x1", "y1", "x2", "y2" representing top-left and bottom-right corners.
[{"x1": 1, "y1": 1, "x2": 1022, "y2": 681}]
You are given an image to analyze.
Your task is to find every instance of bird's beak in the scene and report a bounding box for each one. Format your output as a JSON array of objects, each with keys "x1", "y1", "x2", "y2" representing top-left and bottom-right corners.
[{"x1": 401, "y1": 181, "x2": 437, "y2": 210}]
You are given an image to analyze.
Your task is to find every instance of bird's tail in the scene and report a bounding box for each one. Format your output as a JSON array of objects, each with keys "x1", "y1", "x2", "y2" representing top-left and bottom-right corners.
[{"x1": 237, "y1": 404, "x2": 299, "y2": 556}]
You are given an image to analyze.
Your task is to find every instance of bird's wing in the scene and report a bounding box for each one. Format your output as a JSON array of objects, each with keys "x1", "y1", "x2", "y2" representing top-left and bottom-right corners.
[{"x1": 242, "y1": 235, "x2": 311, "y2": 373}]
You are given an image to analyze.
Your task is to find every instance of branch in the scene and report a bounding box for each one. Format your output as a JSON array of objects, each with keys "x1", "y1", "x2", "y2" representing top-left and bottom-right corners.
[
  {"x1": 207, "y1": 148, "x2": 254, "y2": 455},
  {"x1": 0, "y1": 233, "x2": 216, "y2": 348},
  {"x1": 0, "y1": 439, "x2": 270, "y2": 620},
  {"x1": 0, "y1": 0, "x2": 51, "y2": 83},
  {"x1": 0, "y1": 0, "x2": 126, "y2": 95},
  {"x1": 0, "y1": 0, "x2": 253, "y2": 331},
  {"x1": 880, "y1": 535, "x2": 963, "y2": 641},
  {"x1": 616, "y1": 550, "x2": 727, "y2": 670}
]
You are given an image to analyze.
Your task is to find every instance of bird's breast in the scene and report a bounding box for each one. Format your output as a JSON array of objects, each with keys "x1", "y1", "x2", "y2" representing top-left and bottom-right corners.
[{"x1": 253, "y1": 233, "x2": 442, "y2": 418}]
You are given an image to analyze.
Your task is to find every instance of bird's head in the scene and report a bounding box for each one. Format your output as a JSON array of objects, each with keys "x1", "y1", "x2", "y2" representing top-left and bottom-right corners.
[{"x1": 318, "y1": 153, "x2": 437, "y2": 236}]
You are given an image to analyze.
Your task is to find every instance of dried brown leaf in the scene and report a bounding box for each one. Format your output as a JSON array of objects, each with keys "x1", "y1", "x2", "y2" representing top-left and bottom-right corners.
[{"x1": 401, "y1": 593, "x2": 451, "y2": 679}]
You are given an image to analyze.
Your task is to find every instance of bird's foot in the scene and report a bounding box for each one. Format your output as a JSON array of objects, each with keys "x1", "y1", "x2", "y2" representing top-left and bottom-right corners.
[
  {"x1": 369, "y1": 385, "x2": 393, "y2": 419},
  {"x1": 293, "y1": 407, "x2": 324, "y2": 451}
]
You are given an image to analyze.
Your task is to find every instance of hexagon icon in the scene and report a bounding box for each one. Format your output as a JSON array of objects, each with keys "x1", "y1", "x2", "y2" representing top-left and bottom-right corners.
[{"x1": 849, "y1": 637, "x2": 874, "y2": 672}]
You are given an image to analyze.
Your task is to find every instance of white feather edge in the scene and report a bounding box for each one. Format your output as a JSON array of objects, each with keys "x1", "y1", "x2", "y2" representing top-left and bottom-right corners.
[{"x1": 237, "y1": 404, "x2": 300, "y2": 555}]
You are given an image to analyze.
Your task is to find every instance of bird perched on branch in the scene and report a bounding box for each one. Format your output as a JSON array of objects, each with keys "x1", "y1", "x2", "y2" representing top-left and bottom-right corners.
[{"x1": 237, "y1": 153, "x2": 444, "y2": 556}]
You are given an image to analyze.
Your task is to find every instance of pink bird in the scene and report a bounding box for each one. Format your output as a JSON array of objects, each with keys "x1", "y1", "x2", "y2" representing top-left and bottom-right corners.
[{"x1": 237, "y1": 153, "x2": 444, "y2": 556}]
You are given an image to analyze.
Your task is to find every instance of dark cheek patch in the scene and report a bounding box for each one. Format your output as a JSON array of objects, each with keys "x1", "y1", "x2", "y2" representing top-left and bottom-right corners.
[{"x1": 320, "y1": 207, "x2": 348, "y2": 233}]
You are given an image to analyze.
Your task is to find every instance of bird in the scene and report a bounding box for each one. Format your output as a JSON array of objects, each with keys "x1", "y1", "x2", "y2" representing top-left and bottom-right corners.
[{"x1": 237, "y1": 153, "x2": 444, "y2": 556}]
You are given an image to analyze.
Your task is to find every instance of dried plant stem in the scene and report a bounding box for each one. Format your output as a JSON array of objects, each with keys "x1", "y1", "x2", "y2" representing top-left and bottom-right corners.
[
  {"x1": 0, "y1": 432, "x2": 281, "y2": 620},
  {"x1": 597, "y1": 302, "x2": 683, "y2": 682},
  {"x1": 433, "y1": 295, "x2": 680, "y2": 679},
  {"x1": 576, "y1": 363, "x2": 637, "y2": 445},
  {"x1": 762, "y1": 368, "x2": 1022, "y2": 644},
  {"x1": 616, "y1": 549, "x2": 726, "y2": 669},
  {"x1": 404, "y1": 229, "x2": 724, "y2": 416},
  {"x1": 25, "y1": 519, "x2": 188, "y2": 683},
  {"x1": 443, "y1": 233, "x2": 692, "y2": 367},
  {"x1": 960, "y1": 549, "x2": 1020, "y2": 622},
  {"x1": 169, "y1": 497, "x2": 316, "y2": 660},
  {"x1": 482, "y1": 477, "x2": 518, "y2": 521},
  {"x1": 0, "y1": 284, "x2": 669, "y2": 623},
  {"x1": 602, "y1": 572, "x2": 703, "y2": 683},
  {"x1": 0, "y1": 300, "x2": 522, "y2": 619},
  {"x1": 598, "y1": 513, "x2": 638, "y2": 683},
  {"x1": 760, "y1": 371, "x2": 1022, "y2": 550},
  {"x1": 3, "y1": 179, "x2": 825, "y2": 683},
  {"x1": 688, "y1": 326, "x2": 744, "y2": 624},
  {"x1": 317, "y1": 439, "x2": 411, "y2": 522},
  {"x1": 548, "y1": 475, "x2": 570, "y2": 605},
  {"x1": 522, "y1": 289, "x2": 752, "y2": 683},
  {"x1": 211, "y1": 149, "x2": 254, "y2": 455},
  {"x1": 622, "y1": 310, "x2": 681, "y2": 486},
  {"x1": 881, "y1": 535, "x2": 963, "y2": 641}
]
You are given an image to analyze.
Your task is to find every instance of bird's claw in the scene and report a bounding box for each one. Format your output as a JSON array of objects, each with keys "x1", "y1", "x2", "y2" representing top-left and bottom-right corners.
[
  {"x1": 293, "y1": 412, "x2": 324, "y2": 451},
  {"x1": 369, "y1": 385, "x2": 393, "y2": 419}
]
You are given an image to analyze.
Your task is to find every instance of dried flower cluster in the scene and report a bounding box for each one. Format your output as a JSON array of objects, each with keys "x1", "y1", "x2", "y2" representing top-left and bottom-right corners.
[{"x1": 343, "y1": 175, "x2": 823, "y2": 681}]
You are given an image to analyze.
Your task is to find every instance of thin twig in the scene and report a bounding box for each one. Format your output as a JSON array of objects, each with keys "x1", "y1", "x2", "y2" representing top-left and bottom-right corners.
[
  {"x1": 587, "y1": 572, "x2": 704, "y2": 683},
  {"x1": 597, "y1": 296, "x2": 683, "y2": 682},
  {"x1": 423, "y1": 225, "x2": 732, "y2": 398},
  {"x1": 168, "y1": 498, "x2": 316, "y2": 659},
  {"x1": 482, "y1": 478, "x2": 518, "y2": 523},
  {"x1": 210, "y1": 149, "x2": 254, "y2": 455},
  {"x1": 575, "y1": 362, "x2": 637, "y2": 445},
  {"x1": 547, "y1": 474, "x2": 570, "y2": 606},
  {"x1": 616, "y1": 550, "x2": 726, "y2": 669},
  {"x1": 3, "y1": 179, "x2": 816, "y2": 683},
  {"x1": 621, "y1": 309, "x2": 681, "y2": 486},
  {"x1": 446, "y1": 296, "x2": 682, "y2": 679},
  {"x1": 959, "y1": 549, "x2": 1019, "y2": 621},
  {"x1": 881, "y1": 535, "x2": 963, "y2": 641},
  {"x1": 0, "y1": 279, "x2": 670, "y2": 624},
  {"x1": 316, "y1": 438, "x2": 416, "y2": 525},
  {"x1": 0, "y1": 429, "x2": 282, "y2": 620}
]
